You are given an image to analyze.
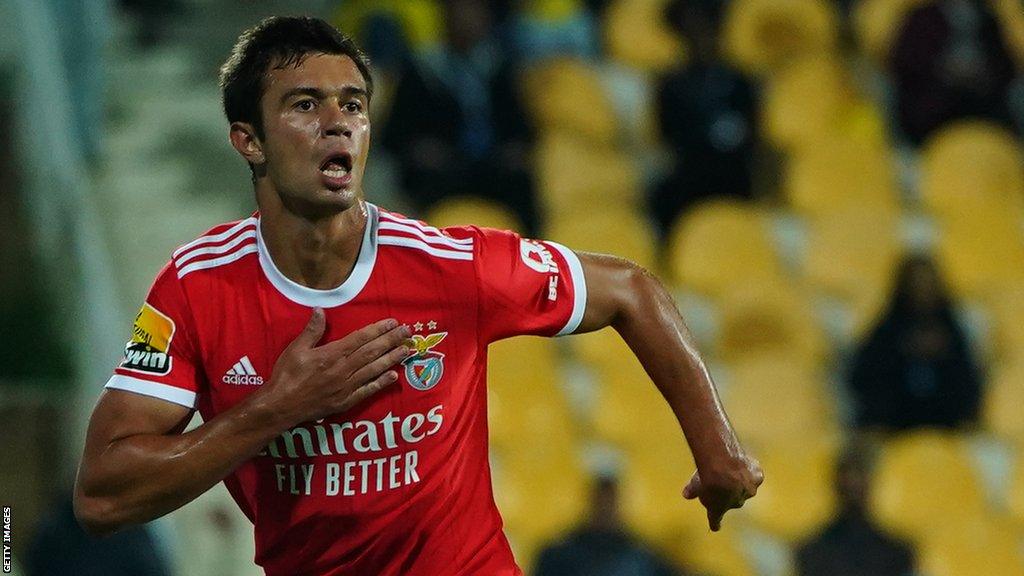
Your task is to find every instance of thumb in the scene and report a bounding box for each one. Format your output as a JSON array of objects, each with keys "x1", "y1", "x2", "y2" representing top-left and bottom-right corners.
[
  {"x1": 292, "y1": 308, "x2": 326, "y2": 349},
  {"x1": 683, "y1": 472, "x2": 701, "y2": 500}
]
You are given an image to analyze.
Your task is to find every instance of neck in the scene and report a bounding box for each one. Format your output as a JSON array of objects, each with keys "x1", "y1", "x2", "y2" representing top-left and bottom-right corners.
[{"x1": 256, "y1": 186, "x2": 368, "y2": 291}]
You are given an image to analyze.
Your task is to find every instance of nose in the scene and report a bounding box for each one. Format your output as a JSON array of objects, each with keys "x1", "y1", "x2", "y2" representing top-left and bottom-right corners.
[{"x1": 323, "y1": 100, "x2": 352, "y2": 139}]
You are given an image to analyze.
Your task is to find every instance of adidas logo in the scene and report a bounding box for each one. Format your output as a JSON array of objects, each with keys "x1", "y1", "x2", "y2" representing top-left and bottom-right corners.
[{"x1": 223, "y1": 355, "x2": 264, "y2": 386}]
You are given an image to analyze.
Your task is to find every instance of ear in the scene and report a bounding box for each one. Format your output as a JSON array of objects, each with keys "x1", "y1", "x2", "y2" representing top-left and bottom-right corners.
[{"x1": 229, "y1": 122, "x2": 265, "y2": 166}]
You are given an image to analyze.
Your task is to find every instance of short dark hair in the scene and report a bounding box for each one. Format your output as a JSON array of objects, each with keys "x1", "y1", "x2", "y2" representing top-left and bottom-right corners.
[{"x1": 219, "y1": 16, "x2": 373, "y2": 138}]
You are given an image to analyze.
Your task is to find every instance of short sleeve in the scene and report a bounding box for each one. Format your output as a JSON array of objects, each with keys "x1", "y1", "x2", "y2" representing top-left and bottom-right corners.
[
  {"x1": 105, "y1": 262, "x2": 203, "y2": 408},
  {"x1": 471, "y1": 227, "x2": 587, "y2": 343}
]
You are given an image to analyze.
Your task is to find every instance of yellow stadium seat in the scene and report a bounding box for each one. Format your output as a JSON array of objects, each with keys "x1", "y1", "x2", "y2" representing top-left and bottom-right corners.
[
  {"x1": 487, "y1": 336, "x2": 570, "y2": 452},
  {"x1": 852, "y1": 0, "x2": 930, "y2": 64},
  {"x1": 604, "y1": 0, "x2": 687, "y2": 73},
  {"x1": 332, "y1": 0, "x2": 443, "y2": 50},
  {"x1": 714, "y1": 281, "x2": 828, "y2": 363},
  {"x1": 763, "y1": 54, "x2": 888, "y2": 152},
  {"x1": 742, "y1": 437, "x2": 838, "y2": 542},
  {"x1": 986, "y1": 282, "x2": 1024, "y2": 362},
  {"x1": 722, "y1": 0, "x2": 838, "y2": 76},
  {"x1": 920, "y1": 121, "x2": 1024, "y2": 219},
  {"x1": 590, "y1": 348, "x2": 684, "y2": 449},
  {"x1": 666, "y1": 200, "x2": 786, "y2": 296},
  {"x1": 492, "y1": 447, "x2": 588, "y2": 567},
  {"x1": 546, "y1": 208, "x2": 656, "y2": 269},
  {"x1": 522, "y1": 0, "x2": 583, "y2": 21},
  {"x1": 1009, "y1": 457, "x2": 1024, "y2": 526},
  {"x1": 535, "y1": 132, "x2": 641, "y2": 217},
  {"x1": 993, "y1": 0, "x2": 1024, "y2": 66},
  {"x1": 522, "y1": 59, "x2": 617, "y2": 144},
  {"x1": 666, "y1": 522, "x2": 757, "y2": 576},
  {"x1": 722, "y1": 354, "x2": 839, "y2": 447},
  {"x1": 918, "y1": 516, "x2": 1024, "y2": 576},
  {"x1": 783, "y1": 138, "x2": 900, "y2": 216},
  {"x1": 870, "y1": 430, "x2": 989, "y2": 542},
  {"x1": 934, "y1": 211, "x2": 1024, "y2": 300},
  {"x1": 803, "y1": 207, "x2": 900, "y2": 337},
  {"x1": 619, "y1": 441, "x2": 708, "y2": 548},
  {"x1": 982, "y1": 359, "x2": 1024, "y2": 445},
  {"x1": 425, "y1": 196, "x2": 523, "y2": 232}
]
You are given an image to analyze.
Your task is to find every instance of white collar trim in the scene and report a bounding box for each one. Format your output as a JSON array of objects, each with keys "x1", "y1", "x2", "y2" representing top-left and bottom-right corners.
[{"x1": 257, "y1": 203, "x2": 378, "y2": 308}]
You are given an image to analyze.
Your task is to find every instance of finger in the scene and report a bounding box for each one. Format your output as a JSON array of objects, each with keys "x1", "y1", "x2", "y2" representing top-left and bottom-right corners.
[
  {"x1": 348, "y1": 324, "x2": 413, "y2": 366},
  {"x1": 683, "y1": 473, "x2": 701, "y2": 500},
  {"x1": 349, "y1": 344, "x2": 413, "y2": 384},
  {"x1": 290, "y1": 308, "x2": 327, "y2": 350},
  {"x1": 322, "y1": 318, "x2": 402, "y2": 354},
  {"x1": 337, "y1": 370, "x2": 399, "y2": 411},
  {"x1": 707, "y1": 507, "x2": 723, "y2": 532}
]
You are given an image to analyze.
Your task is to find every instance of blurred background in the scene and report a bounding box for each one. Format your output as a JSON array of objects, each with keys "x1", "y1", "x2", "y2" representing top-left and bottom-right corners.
[{"x1": 2, "y1": 0, "x2": 1024, "y2": 574}]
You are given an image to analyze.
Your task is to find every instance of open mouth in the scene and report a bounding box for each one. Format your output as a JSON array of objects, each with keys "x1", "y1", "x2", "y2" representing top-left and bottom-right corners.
[{"x1": 319, "y1": 153, "x2": 352, "y2": 179}]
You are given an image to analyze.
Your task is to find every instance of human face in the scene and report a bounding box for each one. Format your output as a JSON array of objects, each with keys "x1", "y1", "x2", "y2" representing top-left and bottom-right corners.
[{"x1": 257, "y1": 53, "x2": 370, "y2": 217}]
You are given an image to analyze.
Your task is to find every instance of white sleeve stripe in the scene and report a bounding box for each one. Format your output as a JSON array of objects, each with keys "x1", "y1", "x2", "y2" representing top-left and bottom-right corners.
[
  {"x1": 547, "y1": 241, "x2": 587, "y2": 336},
  {"x1": 105, "y1": 375, "x2": 197, "y2": 408}
]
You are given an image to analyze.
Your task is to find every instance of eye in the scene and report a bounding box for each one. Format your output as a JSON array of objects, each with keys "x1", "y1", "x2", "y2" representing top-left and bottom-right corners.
[
  {"x1": 344, "y1": 101, "x2": 363, "y2": 113},
  {"x1": 295, "y1": 99, "x2": 316, "y2": 111}
]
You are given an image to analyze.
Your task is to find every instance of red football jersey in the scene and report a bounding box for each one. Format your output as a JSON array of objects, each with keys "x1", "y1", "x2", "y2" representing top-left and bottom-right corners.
[{"x1": 105, "y1": 202, "x2": 587, "y2": 576}]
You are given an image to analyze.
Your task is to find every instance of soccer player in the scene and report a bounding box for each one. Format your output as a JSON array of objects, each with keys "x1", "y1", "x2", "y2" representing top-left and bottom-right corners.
[{"x1": 74, "y1": 16, "x2": 763, "y2": 576}]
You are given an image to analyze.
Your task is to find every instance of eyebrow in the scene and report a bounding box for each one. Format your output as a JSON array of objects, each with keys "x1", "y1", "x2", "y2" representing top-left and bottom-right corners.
[{"x1": 279, "y1": 85, "x2": 369, "y2": 104}]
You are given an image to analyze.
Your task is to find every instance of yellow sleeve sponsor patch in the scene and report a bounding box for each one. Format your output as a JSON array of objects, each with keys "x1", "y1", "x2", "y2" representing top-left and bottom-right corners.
[{"x1": 120, "y1": 303, "x2": 175, "y2": 375}]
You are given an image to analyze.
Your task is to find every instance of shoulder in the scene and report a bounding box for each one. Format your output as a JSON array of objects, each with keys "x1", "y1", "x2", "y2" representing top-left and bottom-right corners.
[
  {"x1": 168, "y1": 216, "x2": 260, "y2": 281},
  {"x1": 375, "y1": 207, "x2": 478, "y2": 262}
]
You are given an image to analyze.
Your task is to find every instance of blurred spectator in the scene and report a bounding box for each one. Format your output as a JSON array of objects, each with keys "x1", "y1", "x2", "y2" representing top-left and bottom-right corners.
[
  {"x1": 890, "y1": 0, "x2": 1019, "y2": 145},
  {"x1": 796, "y1": 444, "x2": 916, "y2": 576},
  {"x1": 847, "y1": 254, "x2": 983, "y2": 431},
  {"x1": 508, "y1": 0, "x2": 600, "y2": 63},
  {"x1": 117, "y1": 0, "x2": 184, "y2": 48},
  {"x1": 650, "y1": 0, "x2": 759, "y2": 239},
  {"x1": 382, "y1": 0, "x2": 540, "y2": 234},
  {"x1": 26, "y1": 493, "x2": 171, "y2": 576},
  {"x1": 533, "y1": 475, "x2": 685, "y2": 576}
]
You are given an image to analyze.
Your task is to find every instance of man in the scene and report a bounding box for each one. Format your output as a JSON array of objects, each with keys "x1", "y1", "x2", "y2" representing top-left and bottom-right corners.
[
  {"x1": 796, "y1": 445, "x2": 915, "y2": 576},
  {"x1": 73, "y1": 16, "x2": 762, "y2": 576}
]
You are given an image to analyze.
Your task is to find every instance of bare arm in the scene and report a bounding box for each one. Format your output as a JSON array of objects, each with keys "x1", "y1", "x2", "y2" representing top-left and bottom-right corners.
[
  {"x1": 74, "y1": 309, "x2": 411, "y2": 536},
  {"x1": 575, "y1": 253, "x2": 763, "y2": 530}
]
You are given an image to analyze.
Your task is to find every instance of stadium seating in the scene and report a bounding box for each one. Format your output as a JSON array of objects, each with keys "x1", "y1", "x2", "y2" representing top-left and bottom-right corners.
[
  {"x1": 521, "y1": 58, "x2": 618, "y2": 145},
  {"x1": 992, "y1": 0, "x2": 1024, "y2": 65},
  {"x1": 934, "y1": 210, "x2": 1024, "y2": 300},
  {"x1": 851, "y1": 0, "x2": 930, "y2": 64},
  {"x1": 919, "y1": 121, "x2": 1024, "y2": 219},
  {"x1": 534, "y1": 132, "x2": 641, "y2": 218},
  {"x1": 331, "y1": 0, "x2": 443, "y2": 50},
  {"x1": 722, "y1": 354, "x2": 839, "y2": 447},
  {"x1": 714, "y1": 281, "x2": 829, "y2": 363},
  {"x1": 666, "y1": 521, "x2": 757, "y2": 576},
  {"x1": 721, "y1": 0, "x2": 838, "y2": 76},
  {"x1": 763, "y1": 54, "x2": 887, "y2": 153},
  {"x1": 986, "y1": 281, "x2": 1024, "y2": 362},
  {"x1": 917, "y1": 515, "x2": 1024, "y2": 576},
  {"x1": 590, "y1": 352, "x2": 684, "y2": 450},
  {"x1": 783, "y1": 137, "x2": 899, "y2": 216},
  {"x1": 603, "y1": 0, "x2": 687, "y2": 73},
  {"x1": 425, "y1": 196, "x2": 524, "y2": 232},
  {"x1": 741, "y1": 436, "x2": 838, "y2": 542},
  {"x1": 982, "y1": 359, "x2": 1024, "y2": 446},
  {"x1": 1009, "y1": 456, "x2": 1024, "y2": 527},
  {"x1": 666, "y1": 200, "x2": 786, "y2": 296},
  {"x1": 870, "y1": 431, "x2": 989, "y2": 542}
]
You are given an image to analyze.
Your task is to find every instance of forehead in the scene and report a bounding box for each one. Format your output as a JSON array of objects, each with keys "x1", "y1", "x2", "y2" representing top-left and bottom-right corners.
[{"x1": 263, "y1": 53, "x2": 366, "y2": 97}]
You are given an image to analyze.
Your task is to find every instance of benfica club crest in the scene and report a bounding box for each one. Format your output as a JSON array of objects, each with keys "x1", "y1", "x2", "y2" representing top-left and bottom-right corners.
[{"x1": 402, "y1": 332, "x2": 447, "y2": 391}]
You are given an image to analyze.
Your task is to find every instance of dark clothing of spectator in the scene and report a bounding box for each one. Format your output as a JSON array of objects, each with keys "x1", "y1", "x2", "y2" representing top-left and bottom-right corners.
[
  {"x1": 27, "y1": 497, "x2": 171, "y2": 576},
  {"x1": 796, "y1": 514, "x2": 915, "y2": 576},
  {"x1": 651, "y1": 62, "x2": 758, "y2": 237},
  {"x1": 381, "y1": 45, "x2": 539, "y2": 234},
  {"x1": 848, "y1": 257, "x2": 983, "y2": 430},
  {"x1": 533, "y1": 528, "x2": 681, "y2": 576},
  {"x1": 890, "y1": 0, "x2": 1019, "y2": 145}
]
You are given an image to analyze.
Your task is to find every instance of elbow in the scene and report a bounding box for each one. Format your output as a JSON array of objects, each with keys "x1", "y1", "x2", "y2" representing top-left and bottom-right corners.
[
  {"x1": 73, "y1": 488, "x2": 127, "y2": 537},
  {"x1": 612, "y1": 260, "x2": 659, "y2": 324}
]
